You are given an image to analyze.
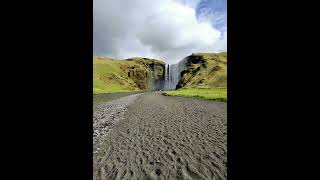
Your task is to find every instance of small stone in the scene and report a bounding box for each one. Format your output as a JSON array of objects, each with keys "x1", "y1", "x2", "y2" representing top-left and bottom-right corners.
[{"x1": 155, "y1": 169, "x2": 161, "y2": 176}]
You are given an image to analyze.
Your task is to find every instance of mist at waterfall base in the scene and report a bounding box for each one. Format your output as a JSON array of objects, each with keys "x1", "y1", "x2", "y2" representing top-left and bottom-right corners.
[{"x1": 161, "y1": 58, "x2": 188, "y2": 91}]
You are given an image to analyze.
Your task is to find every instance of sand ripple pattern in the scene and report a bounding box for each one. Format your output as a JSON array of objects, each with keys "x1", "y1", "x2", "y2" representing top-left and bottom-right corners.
[
  {"x1": 93, "y1": 93, "x2": 143, "y2": 154},
  {"x1": 94, "y1": 92, "x2": 227, "y2": 180}
]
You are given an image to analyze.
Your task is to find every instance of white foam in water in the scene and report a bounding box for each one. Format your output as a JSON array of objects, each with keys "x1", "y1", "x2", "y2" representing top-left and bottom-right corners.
[{"x1": 164, "y1": 58, "x2": 188, "y2": 90}]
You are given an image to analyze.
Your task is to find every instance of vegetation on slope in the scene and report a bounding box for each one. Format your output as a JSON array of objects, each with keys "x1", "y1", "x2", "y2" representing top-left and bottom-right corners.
[
  {"x1": 177, "y1": 52, "x2": 227, "y2": 89},
  {"x1": 163, "y1": 52, "x2": 227, "y2": 101},
  {"x1": 93, "y1": 52, "x2": 227, "y2": 101},
  {"x1": 93, "y1": 56, "x2": 165, "y2": 94},
  {"x1": 162, "y1": 87, "x2": 227, "y2": 102}
]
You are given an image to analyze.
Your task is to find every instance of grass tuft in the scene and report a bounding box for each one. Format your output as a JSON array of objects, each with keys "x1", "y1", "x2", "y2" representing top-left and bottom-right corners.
[{"x1": 162, "y1": 87, "x2": 227, "y2": 102}]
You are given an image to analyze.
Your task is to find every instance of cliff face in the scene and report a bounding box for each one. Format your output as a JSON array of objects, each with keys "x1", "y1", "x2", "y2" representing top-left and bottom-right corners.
[
  {"x1": 125, "y1": 58, "x2": 165, "y2": 90},
  {"x1": 93, "y1": 56, "x2": 165, "y2": 94},
  {"x1": 93, "y1": 53, "x2": 227, "y2": 94},
  {"x1": 177, "y1": 52, "x2": 227, "y2": 89}
]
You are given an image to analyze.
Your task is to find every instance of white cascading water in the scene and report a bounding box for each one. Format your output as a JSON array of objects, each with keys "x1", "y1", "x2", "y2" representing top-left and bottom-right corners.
[{"x1": 164, "y1": 58, "x2": 188, "y2": 90}]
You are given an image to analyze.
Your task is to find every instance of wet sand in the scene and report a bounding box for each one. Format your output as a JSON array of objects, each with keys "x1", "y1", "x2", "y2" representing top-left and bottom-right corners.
[{"x1": 93, "y1": 92, "x2": 227, "y2": 180}]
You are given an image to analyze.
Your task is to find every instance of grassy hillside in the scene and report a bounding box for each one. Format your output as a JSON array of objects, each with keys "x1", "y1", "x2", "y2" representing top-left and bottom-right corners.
[
  {"x1": 94, "y1": 53, "x2": 227, "y2": 101},
  {"x1": 177, "y1": 52, "x2": 227, "y2": 89},
  {"x1": 163, "y1": 52, "x2": 227, "y2": 101},
  {"x1": 93, "y1": 56, "x2": 165, "y2": 94}
]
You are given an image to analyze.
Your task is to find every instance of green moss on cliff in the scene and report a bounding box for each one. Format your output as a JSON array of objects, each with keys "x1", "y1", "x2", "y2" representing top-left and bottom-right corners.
[
  {"x1": 93, "y1": 56, "x2": 165, "y2": 94},
  {"x1": 177, "y1": 52, "x2": 227, "y2": 89}
]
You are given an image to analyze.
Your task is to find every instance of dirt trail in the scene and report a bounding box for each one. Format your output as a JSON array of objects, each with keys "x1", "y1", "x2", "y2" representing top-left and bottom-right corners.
[{"x1": 93, "y1": 92, "x2": 227, "y2": 180}]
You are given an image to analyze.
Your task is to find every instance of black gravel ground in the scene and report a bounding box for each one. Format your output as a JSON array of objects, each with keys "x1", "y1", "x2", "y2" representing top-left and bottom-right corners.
[
  {"x1": 93, "y1": 92, "x2": 141, "y2": 106},
  {"x1": 93, "y1": 92, "x2": 227, "y2": 180}
]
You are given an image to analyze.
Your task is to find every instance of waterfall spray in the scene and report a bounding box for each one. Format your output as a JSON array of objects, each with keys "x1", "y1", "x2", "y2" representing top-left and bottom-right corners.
[{"x1": 163, "y1": 58, "x2": 188, "y2": 90}]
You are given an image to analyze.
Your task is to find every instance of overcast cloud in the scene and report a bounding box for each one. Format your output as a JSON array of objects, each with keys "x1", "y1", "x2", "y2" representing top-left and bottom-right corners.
[{"x1": 93, "y1": 0, "x2": 227, "y2": 64}]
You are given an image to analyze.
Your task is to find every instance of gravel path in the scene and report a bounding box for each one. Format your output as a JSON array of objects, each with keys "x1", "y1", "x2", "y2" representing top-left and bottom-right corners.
[
  {"x1": 93, "y1": 93, "x2": 143, "y2": 154},
  {"x1": 93, "y1": 92, "x2": 140, "y2": 106},
  {"x1": 93, "y1": 92, "x2": 227, "y2": 180}
]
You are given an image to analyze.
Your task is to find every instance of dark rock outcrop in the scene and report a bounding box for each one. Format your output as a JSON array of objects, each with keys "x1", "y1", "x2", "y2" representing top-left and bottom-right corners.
[
  {"x1": 177, "y1": 53, "x2": 227, "y2": 89},
  {"x1": 124, "y1": 58, "x2": 166, "y2": 91}
]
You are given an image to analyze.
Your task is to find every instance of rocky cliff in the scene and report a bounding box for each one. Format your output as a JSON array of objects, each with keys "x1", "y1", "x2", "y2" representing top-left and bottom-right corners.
[
  {"x1": 177, "y1": 52, "x2": 227, "y2": 89},
  {"x1": 93, "y1": 56, "x2": 165, "y2": 94}
]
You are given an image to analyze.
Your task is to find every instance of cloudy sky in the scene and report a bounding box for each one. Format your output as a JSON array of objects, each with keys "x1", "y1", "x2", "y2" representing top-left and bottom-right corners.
[{"x1": 93, "y1": 0, "x2": 227, "y2": 64}]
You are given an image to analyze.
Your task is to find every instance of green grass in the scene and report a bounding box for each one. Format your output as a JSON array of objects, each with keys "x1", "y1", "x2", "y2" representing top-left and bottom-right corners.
[
  {"x1": 179, "y1": 53, "x2": 227, "y2": 89},
  {"x1": 93, "y1": 56, "x2": 166, "y2": 94},
  {"x1": 93, "y1": 56, "x2": 140, "y2": 94},
  {"x1": 162, "y1": 87, "x2": 227, "y2": 102},
  {"x1": 93, "y1": 53, "x2": 227, "y2": 95}
]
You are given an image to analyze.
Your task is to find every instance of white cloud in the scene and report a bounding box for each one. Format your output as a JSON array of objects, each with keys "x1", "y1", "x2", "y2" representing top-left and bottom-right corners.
[
  {"x1": 175, "y1": 0, "x2": 202, "y2": 9},
  {"x1": 93, "y1": 0, "x2": 227, "y2": 64}
]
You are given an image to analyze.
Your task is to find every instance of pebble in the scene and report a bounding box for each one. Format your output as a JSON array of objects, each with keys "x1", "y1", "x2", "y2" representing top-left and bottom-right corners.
[{"x1": 93, "y1": 93, "x2": 143, "y2": 153}]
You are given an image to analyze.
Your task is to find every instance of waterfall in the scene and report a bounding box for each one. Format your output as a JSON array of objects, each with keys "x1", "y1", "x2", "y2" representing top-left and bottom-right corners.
[{"x1": 163, "y1": 58, "x2": 188, "y2": 90}]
